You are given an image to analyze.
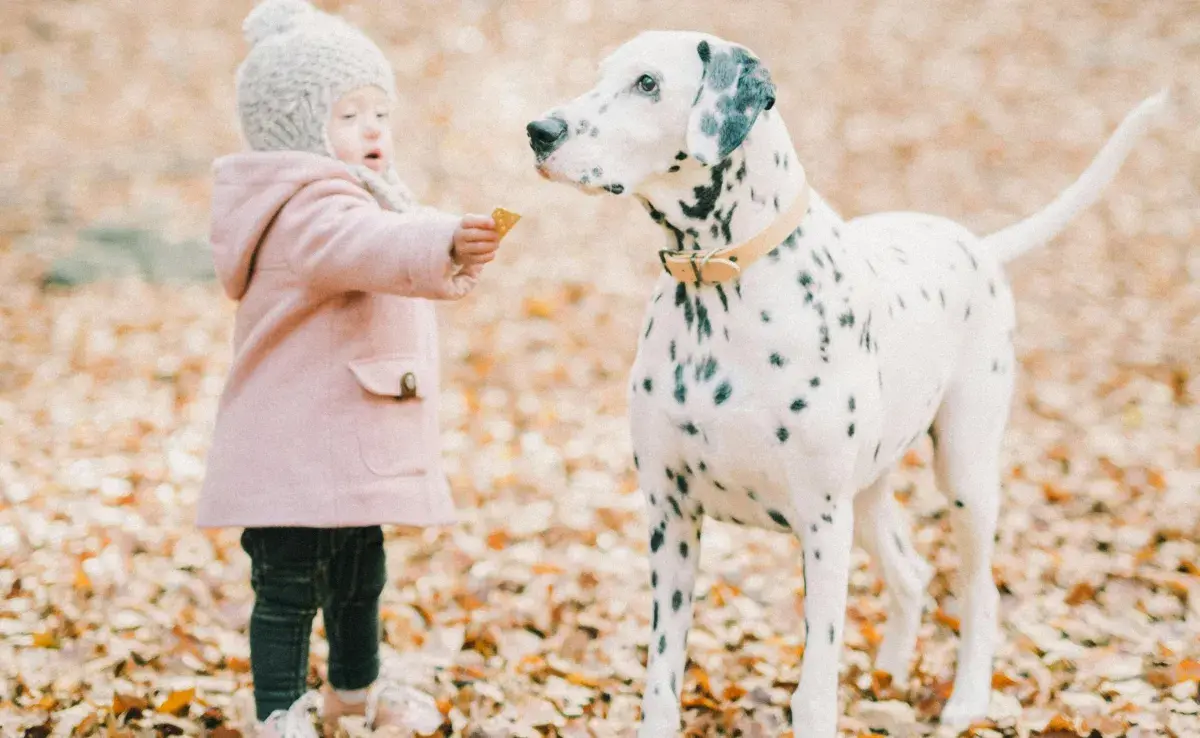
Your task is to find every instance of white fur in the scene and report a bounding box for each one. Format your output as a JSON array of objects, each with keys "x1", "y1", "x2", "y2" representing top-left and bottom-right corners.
[{"x1": 531, "y1": 31, "x2": 1165, "y2": 736}]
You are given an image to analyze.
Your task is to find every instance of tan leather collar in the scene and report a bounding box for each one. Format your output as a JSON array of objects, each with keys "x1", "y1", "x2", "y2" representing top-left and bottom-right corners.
[{"x1": 658, "y1": 170, "x2": 810, "y2": 285}]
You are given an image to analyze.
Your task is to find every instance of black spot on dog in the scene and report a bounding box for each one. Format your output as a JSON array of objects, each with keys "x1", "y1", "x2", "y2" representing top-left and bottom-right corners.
[
  {"x1": 680, "y1": 422, "x2": 700, "y2": 436},
  {"x1": 714, "y1": 381, "x2": 732, "y2": 405},
  {"x1": 847, "y1": 423, "x2": 855, "y2": 437},
  {"x1": 658, "y1": 634, "x2": 667, "y2": 654},
  {"x1": 776, "y1": 426, "x2": 790, "y2": 443},
  {"x1": 761, "y1": 310, "x2": 771, "y2": 323},
  {"x1": 695, "y1": 297, "x2": 713, "y2": 341},
  {"x1": 828, "y1": 624, "x2": 835, "y2": 644},
  {"x1": 675, "y1": 475, "x2": 689, "y2": 496},
  {"x1": 679, "y1": 158, "x2": 732, "y2": 221},
  {"x1": 672, "y1": 590, "x2": 683, "y2": 611},
  {"x1": 768, "y1": 509, "x2": 790, "y2": 527},
  {"x1": 679, "y1": 541, "x2": 689, "y2": 558},
  {"x1": 650, "y1": 526, "x2": 664, "y2": 552},
  {"x1": 955, "y1": 499, "x2": 965, "y2": 508},
  {"x1": 810, "y1": 377, "x2": 821, "y2": 388},
  {"x1": 674, "y1": 364, "x2": 687, "y2": 404},
  {"x1": 714, "y1": 284, "x2": 729, "y2": 312},
  {"x1": 603, "y1": 183, "x2": 625, "y2": 195},
  {"x1": 770, "y1": 353, "x2": 786, "y2": 367},
  {"x1": 790, "y1": 397, "x2": 807, "y2": 412}
]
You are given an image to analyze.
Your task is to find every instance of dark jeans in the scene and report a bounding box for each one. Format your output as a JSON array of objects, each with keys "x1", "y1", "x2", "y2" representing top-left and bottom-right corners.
[{"x1": 240, "y1": 526, "x2": 387, "y2": 721}]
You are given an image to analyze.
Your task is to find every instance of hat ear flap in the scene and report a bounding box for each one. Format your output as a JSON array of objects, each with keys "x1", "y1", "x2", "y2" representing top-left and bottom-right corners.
[{"x1": 685, "y1": 40, "x2": 776, "y2": 166}]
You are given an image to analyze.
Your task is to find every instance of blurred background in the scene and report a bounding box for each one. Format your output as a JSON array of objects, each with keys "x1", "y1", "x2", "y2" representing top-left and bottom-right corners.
[{"x1": 1, "y1": 1, "x2": 1197, "y2": 735}]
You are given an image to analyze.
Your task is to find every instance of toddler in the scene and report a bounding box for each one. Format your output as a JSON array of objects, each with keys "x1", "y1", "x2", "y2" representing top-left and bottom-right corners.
[{"x1": 197, "y1": 0, "x2": 501, "y2": 734}]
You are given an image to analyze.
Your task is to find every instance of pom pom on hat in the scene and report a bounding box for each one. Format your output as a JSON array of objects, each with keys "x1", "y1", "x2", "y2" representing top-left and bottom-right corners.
[{"x1": 242, "y1": 0, "x2": 317, "y2": 46}]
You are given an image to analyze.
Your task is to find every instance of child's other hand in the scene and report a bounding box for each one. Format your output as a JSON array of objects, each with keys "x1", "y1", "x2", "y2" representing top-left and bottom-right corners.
[{"x1": 451, "y1": 214, "x2": 501, "y2": 269}]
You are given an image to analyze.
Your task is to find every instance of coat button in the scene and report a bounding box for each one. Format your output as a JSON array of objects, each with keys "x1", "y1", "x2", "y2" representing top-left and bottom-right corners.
[{"x1": 400, "y1": 372, "x2": 417, "y2": 398}]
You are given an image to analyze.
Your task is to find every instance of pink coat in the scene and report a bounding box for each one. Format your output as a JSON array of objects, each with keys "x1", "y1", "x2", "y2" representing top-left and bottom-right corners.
[{"x1": 197, "y1": 151, "x2": 473, "y2": 529}]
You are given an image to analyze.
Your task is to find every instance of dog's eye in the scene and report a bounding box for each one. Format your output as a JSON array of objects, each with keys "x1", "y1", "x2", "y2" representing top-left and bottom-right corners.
[{"x1": 636, "y1": 74, "x2": 658, "y2": 94}]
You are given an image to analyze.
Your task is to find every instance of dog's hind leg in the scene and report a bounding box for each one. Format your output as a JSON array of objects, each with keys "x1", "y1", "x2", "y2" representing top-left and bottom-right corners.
[
  {"x1": 853, "y1": 476, "x2": 933, "y2": 685},
  {"x1": 637, "y1": 473, "x2": 703, "y2": 738},
  {"x1": 931, "y1": 361, "x2": 1012, "y2": 728}
]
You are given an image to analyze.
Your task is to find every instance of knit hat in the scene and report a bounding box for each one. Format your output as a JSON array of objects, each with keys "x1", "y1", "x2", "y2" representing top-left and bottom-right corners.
[{"x1": 235, "y1": 0, "x2": 397, "y2": 157}]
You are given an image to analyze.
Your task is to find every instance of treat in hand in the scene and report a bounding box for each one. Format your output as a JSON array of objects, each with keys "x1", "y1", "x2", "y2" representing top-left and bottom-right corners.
[{"x1": 491, "y1": 207, "x2": 522, "y2": 239}]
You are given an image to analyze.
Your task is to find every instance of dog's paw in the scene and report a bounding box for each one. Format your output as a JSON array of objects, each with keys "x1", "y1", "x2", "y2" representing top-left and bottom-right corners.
[
  {"x1": 940, "y1": 689, "x2": 990, "y2": 730},
  {"x1": 637, "y1": 717, "x2": 680, "y2": 738},
  {"x1": 638, "y1": 689, "x2": 680, "y2": 738}
]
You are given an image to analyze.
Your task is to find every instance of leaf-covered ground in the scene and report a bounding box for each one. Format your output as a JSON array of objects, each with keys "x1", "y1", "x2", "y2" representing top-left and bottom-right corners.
[{"x1": 1, "y1": 1, "x2": 1198, "y2": 736}]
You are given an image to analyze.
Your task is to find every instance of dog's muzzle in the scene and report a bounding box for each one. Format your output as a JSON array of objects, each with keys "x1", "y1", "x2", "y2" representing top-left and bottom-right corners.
[{"x1": 526, "y1": 118, "x2": 568, "y2": 159}]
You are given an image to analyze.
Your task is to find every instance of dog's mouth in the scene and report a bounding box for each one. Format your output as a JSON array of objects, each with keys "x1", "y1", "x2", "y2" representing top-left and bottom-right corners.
[
  {"x1": 365, "y1": 150, "x2": 382, "y2": 162},
  {"x1": 535, "y1": 160, "x2": 625, "y2": 197}
]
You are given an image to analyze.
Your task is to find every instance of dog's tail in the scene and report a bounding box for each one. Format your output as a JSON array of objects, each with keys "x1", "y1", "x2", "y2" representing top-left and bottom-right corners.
[{"x1": 981, "y1": 89, "x2": 1170, "y2": 264}]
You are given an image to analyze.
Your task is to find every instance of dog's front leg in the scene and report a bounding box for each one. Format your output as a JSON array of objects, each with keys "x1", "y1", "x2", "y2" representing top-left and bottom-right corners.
[
  {"x1": 790, "y1": 496, "x2": 855, "y2": 738},
  {"x1": 638, "y1": 489, "x2": 702, "y2": 738}
]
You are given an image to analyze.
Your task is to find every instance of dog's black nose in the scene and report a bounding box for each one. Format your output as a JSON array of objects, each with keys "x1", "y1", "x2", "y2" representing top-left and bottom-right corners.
[{"x1": 527, "y1": 118, "x2": 568, "y2": 158}]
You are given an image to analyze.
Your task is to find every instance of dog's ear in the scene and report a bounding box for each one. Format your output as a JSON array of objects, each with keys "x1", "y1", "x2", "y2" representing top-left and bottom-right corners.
[{"x1": 685, "y1": 40, "x2": 776, "y2": 166}]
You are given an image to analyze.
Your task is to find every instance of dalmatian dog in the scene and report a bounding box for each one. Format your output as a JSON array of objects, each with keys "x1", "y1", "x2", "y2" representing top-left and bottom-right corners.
[{"x1": 526, "y1": 31, "x2": 1166, "y2": 736}]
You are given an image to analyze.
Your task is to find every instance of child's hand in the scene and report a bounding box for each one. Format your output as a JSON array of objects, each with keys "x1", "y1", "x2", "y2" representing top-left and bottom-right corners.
[{"x1": 451, "y1": 214, "x2": 501, "y2": 269}]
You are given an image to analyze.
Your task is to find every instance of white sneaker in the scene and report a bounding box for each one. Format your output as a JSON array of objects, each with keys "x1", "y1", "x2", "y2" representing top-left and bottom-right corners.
[{"x1": 256, "y1": 691, "x2": 322, "y2": 738}]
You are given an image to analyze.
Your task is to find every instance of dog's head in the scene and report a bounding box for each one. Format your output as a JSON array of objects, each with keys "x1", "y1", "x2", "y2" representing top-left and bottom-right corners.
[{"x1": 527, "y1": 31, "x2": 775, "y2": 196}]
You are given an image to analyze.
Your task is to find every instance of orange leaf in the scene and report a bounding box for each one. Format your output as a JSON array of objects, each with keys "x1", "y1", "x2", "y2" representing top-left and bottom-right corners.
[
  {"x1": 485, "y1": 529, "x2": 509, "y2": 550},
  {"x1": 860, "y1": 621, "x2": 883, "y2": 648},
  {"x1": 32, "y1": 631, "x2": 59, "y2": 649},
  {"x1": 522, "y1": 296, "x2": 556, "y2": 319},
  {"x1": 1041, "y1": 482, "x2": 1072, "y2": 504},
  {"x1": 112, "y1": 693, "x2": 149, "y2": 716},
  {"x1": 565, "y1": 672, "x2": 601, "y2": 688},
  {"x1": 992, "y1": 671, "x2": 1021, "y2": 690},
  {"x1": 1036, "y1": 713, "x2": 1098, "y2": 737},
  {"x1": 680, "y1": 693, "x2": 720, "y2": 710},
  {"x1": 73, "y1": 562, "x2": 92, "y2": 593},
  {"x1": 531, "y1": 562, "x2": 563, "y2": 575},
  {"x1": 1045, "y1": 444, "x2": 1071, "y2": 464},
  {"x1": 157, "y1": 688, "x2": 195, "y2": 716},
  {"x1": 870, "y1": 670, "x2": 894, "y2": 696},
  {"x1": 227, "y1": 657, "x2": 251, "y2": 674},
  {"x1": 1175, "y1": 658, "x2": 1200, "y2": 684},
  {"x1": 934, "y1": 608, "x2": 961, "y2": 633},
  {"x1": 1064, "y1": 581, "x2": 1097, "y2": 606},
  {"x1": 722, "y1": 683, "x2": 747, "y2": 702},
  {"x1": 1146, "y1": 468, "x2": 1167, "y2": 490}
]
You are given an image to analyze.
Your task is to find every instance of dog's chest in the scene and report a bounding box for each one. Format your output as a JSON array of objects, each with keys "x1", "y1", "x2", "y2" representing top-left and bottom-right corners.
[{"x1": 628, "y1": 248, "x2": 881, "y2": 527}]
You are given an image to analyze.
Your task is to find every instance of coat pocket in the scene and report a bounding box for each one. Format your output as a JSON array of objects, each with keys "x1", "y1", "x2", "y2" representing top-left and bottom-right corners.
[{"x1": 347, "y1": 356, "x2": 435, "y2": 477}]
